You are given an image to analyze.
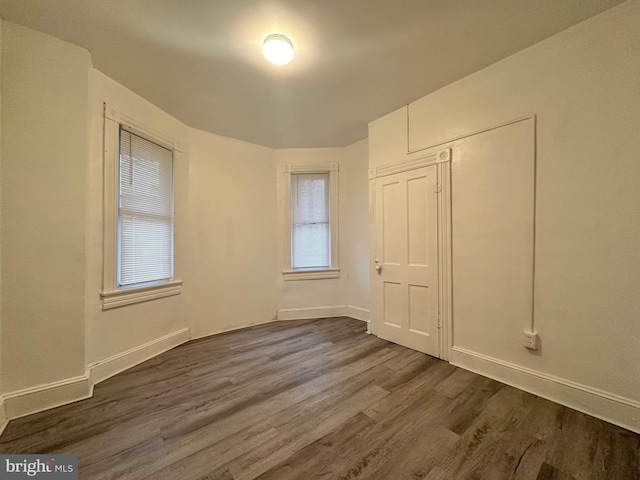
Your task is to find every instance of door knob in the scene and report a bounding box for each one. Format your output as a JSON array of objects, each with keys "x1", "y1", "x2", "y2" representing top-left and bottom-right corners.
[{"x1": 375, "y1": 265, "x2": 382, "y2": 273}]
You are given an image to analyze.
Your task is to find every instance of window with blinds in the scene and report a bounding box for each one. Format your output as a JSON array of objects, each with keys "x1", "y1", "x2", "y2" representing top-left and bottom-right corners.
[
  {"x1": 118, "y1": 129, "x2": 174, "y2": 287},
  {"x1": 291, "y1": 173, "x2": 330, "y2": 269}
]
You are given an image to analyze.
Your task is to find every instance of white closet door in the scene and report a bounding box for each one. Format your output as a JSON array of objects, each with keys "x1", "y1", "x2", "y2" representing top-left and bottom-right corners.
[{"x1": 374, "y1": 164, "x2": 440, "y2": 357}]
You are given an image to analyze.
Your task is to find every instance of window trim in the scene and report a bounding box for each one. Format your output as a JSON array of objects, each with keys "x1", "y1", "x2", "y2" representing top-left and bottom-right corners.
[
  {"x1": 100, "y1": 103, "x2": 183, "y2": 309},
  {"x1": 283, "y1": 163, "x2": 339, "y2": 281}
]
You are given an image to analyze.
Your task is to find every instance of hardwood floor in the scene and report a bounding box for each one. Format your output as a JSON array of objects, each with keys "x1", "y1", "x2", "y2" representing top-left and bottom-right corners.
[{"x1": 1, "y1": 317, "x2": 638, "y2": 479}]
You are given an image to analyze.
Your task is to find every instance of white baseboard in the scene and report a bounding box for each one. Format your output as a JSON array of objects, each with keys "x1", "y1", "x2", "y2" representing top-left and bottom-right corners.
[
  {"x1": 89, "y1": 327, "x2": 191, "y2": 384},
  {"x1": 2, "y1": 374, "x2": 92, "y2": 421},
  {"x1": 277, "y1": 305, "x2": 370, "y2": 322},
  {"x1": 190, "y1": 318, "x2": 281, "y2": 341},
  {"x1": 450, "y1": 346, "x2": 640, "y2": 434},
  {"x1": 346, "y1": 305, "x2": 370, "y2": 323},
  {"x1": 277, "y1": 305, "x2": 348, "y2": 321},
  {"x1": 0, "y1": 397, "x2": 7, "y2": 437},
  {"x1": 0, "y1": 328, "x2": 191, "y2": 426}
]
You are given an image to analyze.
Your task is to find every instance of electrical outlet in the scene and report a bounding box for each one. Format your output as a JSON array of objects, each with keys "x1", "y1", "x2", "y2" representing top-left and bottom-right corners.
[{"x1": 524, "y1": 332, "x2": 538, "y2": 350}]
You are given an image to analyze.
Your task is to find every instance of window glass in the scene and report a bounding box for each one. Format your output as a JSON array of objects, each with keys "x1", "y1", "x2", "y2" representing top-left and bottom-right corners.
[
  {"x1": 118, "y1": 129, "x2": 174, "y2": 286},
  {"x1": 291, "y1": 173, "x2": 330, "y2": 269}
]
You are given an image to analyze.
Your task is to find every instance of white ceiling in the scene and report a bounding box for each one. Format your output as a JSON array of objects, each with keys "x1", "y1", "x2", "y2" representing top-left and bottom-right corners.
[{"x1": 0, "y1": 0, "x2": 624, "y2": 148}]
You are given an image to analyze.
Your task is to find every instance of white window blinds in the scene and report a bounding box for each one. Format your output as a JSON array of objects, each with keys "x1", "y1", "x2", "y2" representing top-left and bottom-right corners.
[
  {"x1": 291, "y1": 173, "x2": 330, "y2": 269},
  {"x1": 119, "y1": 129, "x2": 174, "y2": 286}
]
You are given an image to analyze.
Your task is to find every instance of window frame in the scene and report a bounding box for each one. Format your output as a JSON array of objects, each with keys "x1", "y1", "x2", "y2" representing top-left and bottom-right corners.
[
  {"x1": 283, "y1": 163, "x2": 340, "y2": 281},
  {"x1": 101, "y1": 104, "x2": 183, "y2": 309}
]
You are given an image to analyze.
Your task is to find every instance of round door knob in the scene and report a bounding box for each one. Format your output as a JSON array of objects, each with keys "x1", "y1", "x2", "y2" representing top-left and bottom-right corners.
[{"x1": 375, "y1": 265, "x2": 382, "y2": 272}]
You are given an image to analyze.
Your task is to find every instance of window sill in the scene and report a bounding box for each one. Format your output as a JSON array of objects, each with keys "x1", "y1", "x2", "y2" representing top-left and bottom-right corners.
[
  {"x1": 101, "y1": 280, "x2": 183, "y2": 310},
  {"x1": 283, "y1": 268, "x2": 340, "y2": 281}
]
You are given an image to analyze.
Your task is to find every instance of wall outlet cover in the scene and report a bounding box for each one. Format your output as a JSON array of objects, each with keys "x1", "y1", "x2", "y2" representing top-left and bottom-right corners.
[{"x1": 524, "y1": 331, "x2": 539, "y2": 350}]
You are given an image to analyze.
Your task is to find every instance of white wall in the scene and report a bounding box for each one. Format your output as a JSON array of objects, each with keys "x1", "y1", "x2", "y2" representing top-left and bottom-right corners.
[
  {"x1": 449, "y1": 119, "x2": 535, "y2": 363},
  {"x1": 275, "y1": 148, "x2": 349, "y2": 312},
  {"x1": 0, "y1": 22, "x2": 90, "y2": 392},
  {"x1": 369, "y1": 107, "x2": 408, "y2": 169},
  {"x1": 186, "y1": 128, "x2": 279, "y2": 338},
  {"x1": 343, "y1": 140, "x2": 370, "y2": 313},
  {"x1": 187, "y1": 137, "x2": 370, "y2": 335},
  {"x1": 274, "y1": 142, "x2": 370, "y2": 319},
  {"x1": 85, "y1": 71, "x2": 190, "y2": 365},
  {"x1": 368, "y1": 0, "x2": 640, "y2": 431}
]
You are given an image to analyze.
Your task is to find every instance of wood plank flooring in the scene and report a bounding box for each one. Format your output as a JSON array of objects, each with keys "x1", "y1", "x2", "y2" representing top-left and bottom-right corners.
[{"x1": 1, "y1": 317, "x2": 638, "y2": 479}]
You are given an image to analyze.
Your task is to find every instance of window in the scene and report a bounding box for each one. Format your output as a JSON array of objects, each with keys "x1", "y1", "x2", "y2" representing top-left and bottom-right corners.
[
  {"x1": 118, "y1": 129, "x2": 174, "y2": 287},
  {"x1": 283, "y1": 163, "x2": 339, "y2": 280},
  {"x1": 101, "y1": 104, "x2": 182, "y2": 309},
  {"x1": 291, "y1": 173, "x2": 330, "y2": 269}
]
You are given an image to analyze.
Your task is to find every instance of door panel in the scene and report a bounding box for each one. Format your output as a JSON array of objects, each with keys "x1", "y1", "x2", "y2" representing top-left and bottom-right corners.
[
  {"x1": 408, "y1": 285, "x2": 431, "y2": 335},
  {"x1": 407, "y1": 176, "x2": 429, "y2": 265},
  {"x1": 374, "y1": 164, "x2": 440, "y2": 357},
  {"x1": 381, "y1": 181, "x2": 403, "y2": 265},
  {"x1": 383, "y1": 282, "x2": 404, "y2": 328}
]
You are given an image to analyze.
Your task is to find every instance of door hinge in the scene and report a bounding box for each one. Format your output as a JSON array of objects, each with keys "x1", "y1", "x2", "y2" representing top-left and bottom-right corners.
[
  {"x1": 436, "y1": 312, "x2": 442, "y2": 328},
  {"x1": 434, "y1": 183, "x2": 441, "y2": 194}
]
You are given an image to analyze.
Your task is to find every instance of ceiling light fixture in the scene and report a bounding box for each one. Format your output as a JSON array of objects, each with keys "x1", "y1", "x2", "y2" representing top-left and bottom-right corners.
[{"x1": 263, "y1": 34, "x2": 294, "y2": 66}]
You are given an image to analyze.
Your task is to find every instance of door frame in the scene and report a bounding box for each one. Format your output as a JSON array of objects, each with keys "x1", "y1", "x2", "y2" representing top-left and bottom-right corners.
[{"x1": 368, "y1": 148, "x2": 453, "y2": 361}]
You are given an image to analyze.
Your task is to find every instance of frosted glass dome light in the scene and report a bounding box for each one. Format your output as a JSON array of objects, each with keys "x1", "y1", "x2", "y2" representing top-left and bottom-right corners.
[{"x1": 263, "y1": 34, "x2": 294, "y2": 65}]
